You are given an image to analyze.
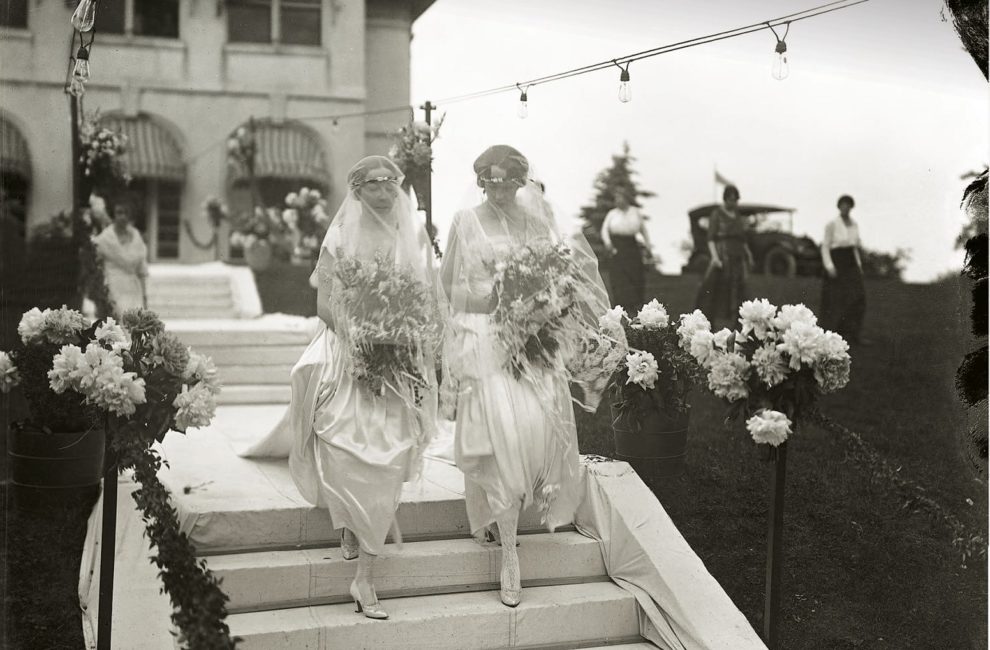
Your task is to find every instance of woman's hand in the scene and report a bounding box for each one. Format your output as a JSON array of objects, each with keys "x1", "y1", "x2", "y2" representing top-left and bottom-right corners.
[
  {"x1": 826, "y1": 267, "x2": 838, "y2": 279},
  {"x1": 709, "y1": 257, "x2": 723, "y2": 270}
]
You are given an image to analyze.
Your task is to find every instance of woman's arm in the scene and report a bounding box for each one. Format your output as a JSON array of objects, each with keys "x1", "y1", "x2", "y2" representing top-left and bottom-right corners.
[
  {"x1": 600, "y1": 210, "x2": 615, "y2": 254},
  {"x1": 821, "y1": 222, "x2": 836, "y2": 277}
]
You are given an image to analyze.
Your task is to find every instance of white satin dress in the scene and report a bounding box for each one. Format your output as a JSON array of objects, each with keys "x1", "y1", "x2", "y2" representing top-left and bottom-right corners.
[
  {"x1": 240, "y1": 322, "x2": 423, "y2": 556},
  {"x1": 445, "y1": 212, "x2": 583, "y2": 536}
]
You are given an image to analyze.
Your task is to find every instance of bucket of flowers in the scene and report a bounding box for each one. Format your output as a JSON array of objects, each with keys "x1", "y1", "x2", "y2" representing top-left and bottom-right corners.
[
  {"x1": 607, "y1": 300, "x2": 706, "y2": 477},
  {"x1": 677, "y1": 299, "x2": 851, "y2": 448},
  {"x1": 228, "y1": 206, "x2": 291, "y2": 271},
  {"x1": 388, "y1": 116, "x2": 445, "y2": 209},
  {"x1": 80, "y1": 115, "x2": 130, "y2": 198},
  {"x1": 282, "y1": 187, "x2": 332, "y2": 266},
  {"x1": 1, "y1": 306, "x2": 220, "y2": 490}
]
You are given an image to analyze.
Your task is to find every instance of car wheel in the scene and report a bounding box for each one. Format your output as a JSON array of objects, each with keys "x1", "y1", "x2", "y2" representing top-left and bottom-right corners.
[{"x1": 763, "y1": 247, "x2": 797, "y2": 277}]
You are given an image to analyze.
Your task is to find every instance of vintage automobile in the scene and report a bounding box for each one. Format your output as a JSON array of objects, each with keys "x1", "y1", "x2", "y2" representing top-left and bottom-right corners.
[{"x1": 682, "y1": 203, "x2": 823, "y2": 277}]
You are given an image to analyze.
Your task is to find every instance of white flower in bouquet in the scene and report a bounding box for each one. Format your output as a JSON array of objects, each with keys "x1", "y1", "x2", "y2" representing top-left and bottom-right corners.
[
  {"x1": 285, "y1": 192, "x2": 299, "y2": 206},
  {"x1": 625, "y1": 350, "x2": 660, "y2": 390},
  {"x1": 818, "y1": 330, "x2": 850, "y2": 360},
  {"x1": 739, "y1": 299, "x2": 778, "y2": 340},
  {"x1": 95, "y1": 318, "x2": 130, "y2": 351},
  {"x1": 282, "y1": 209, "x2": 299, "y2": 229},
  {"x1": 0, "y1": 351, "x2": 20, "y2": 394},
  {"x1": 777, "y1": 321, "x2": 826, "y2": 370},
  {"x1": 49, "y1": 343, "x2": 147, "y2": 417},
  {"x1": 677, "y1": 309, "x2": 712, "y2": 351},
  {"x1": 707, "y1": 351, "x2": 750, "y2": 401},
  {"x1": 752, "y1": 343, "x2": 789, "y2": 387},
  {"x1": 42, "y1": 308, "x2": 90, "y2": 345},
  {"x1": 636, "y1": 299, "x2": 669, "y2": 329},
  {"x1": 309, "y1": 189, "x2": 322, "y2": 201},
  {"x1": 313, "y1": 203, "x2": 330, "y2": 224},
  {"x1": 772, "y1": 303, "x2": 818, "y2": 332},
  {"x1": 712, "y1": 328, "x2": 734, "y2": 350},
  {"x1": 229, "y1": 231, "x2": 245, "y2": 248},
  {"x1": 814, "y1": 331, "x2": 851, "y2": 393},
  {"x1": 18, "y1": 307, "x2": 48, "y2": 344},
  {"x1": 173, "y1": 383, "x2": 217, "y2": 431},
  {"x1": 599, "y1": 305, "x2": 627, "y2": 331},
  {"x1": 244, "y1": 233, "x2": 259, "y2": 249},
  {"x1": 689, "y1": 329, "x2": 716, "y2": 366},
  {"x1": 746, "y1": 409, "x2": 792, "y2": 446},
  {"x1": 182, "y1": 351, "x2": 221, "y2": 394}
]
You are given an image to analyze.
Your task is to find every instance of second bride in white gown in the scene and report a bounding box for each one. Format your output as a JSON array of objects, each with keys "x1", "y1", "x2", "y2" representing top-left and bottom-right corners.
[{"x1": 240, "y1": 155, "x2": 439, "y2": 620}]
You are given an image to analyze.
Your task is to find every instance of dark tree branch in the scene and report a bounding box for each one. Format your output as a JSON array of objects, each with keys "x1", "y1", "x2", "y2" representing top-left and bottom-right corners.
[{"x1": 945, "y1": 0, "x2": 989, "y2": 79}]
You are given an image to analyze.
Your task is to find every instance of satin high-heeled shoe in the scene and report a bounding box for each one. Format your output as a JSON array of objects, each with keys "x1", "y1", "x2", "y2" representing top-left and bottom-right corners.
[
  {"x1": 350, "y1": 581, "x2": 389, "y2": 620},
  {"x1": 499, "y1": 549, "x2": 521, "y2": 608},
  {"x1": 341, "y1": 528, "x2": 359, "y2": 561}
]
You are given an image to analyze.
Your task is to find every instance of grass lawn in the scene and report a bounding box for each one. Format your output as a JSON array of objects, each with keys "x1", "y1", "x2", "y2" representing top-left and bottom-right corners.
[{"x1": 577, "y1": 273, "x2": 988, "y2": 649}]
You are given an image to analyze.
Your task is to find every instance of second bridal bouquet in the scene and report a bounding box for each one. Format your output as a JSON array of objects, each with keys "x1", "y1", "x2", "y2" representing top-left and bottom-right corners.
[
  {"x1": 330, "y1": 250, "x2": 441, "y2": 400},
  {"x1": 678, "y1": 300, "x2": 852, "y2": 446},
  {"x1": 487, "y1": 240, "x2": 584, "y2": 379}
]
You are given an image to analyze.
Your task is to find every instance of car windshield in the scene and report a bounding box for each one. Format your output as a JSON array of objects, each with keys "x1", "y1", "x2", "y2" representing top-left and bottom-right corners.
[{"x1": 751, "y1": 212, "x2": 792, "y2": 233}]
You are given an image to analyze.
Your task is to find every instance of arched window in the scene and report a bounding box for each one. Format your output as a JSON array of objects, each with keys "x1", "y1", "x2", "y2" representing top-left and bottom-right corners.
[{"x1": 0, "y1": 114, "x2": 32, "y2": 237}]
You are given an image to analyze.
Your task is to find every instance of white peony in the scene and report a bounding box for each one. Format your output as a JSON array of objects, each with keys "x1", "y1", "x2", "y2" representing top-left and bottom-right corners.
[
  {"x1": 173, "y1": 383, "x2": 218, "y2": 431},
  {"x1": 677, "y1": 309, "x2": 712, "y2": 351},
  {"x1": 599, "y1": 305, "x2": 627, "y2": 330},
  {"x1": 183, "y1": 351, "x2": 221, "y2": 394},
  {"x1": 738, "y1": 299, "x2": 778, "y2": 340},
  {"x1": 752, "y1": 343, "x2": 789, "y2": 387},
  {"x1": 818, "y1": 330, "x2": 850, "y2": 360},
  {"x1": 282, "y1": 208, "x2": 299, "y2": 229},
  {"x1": 772, "y1": 303, "x2": 818, "y2": 332},
  {"x1": 689, "y1": 329, "x2": 716, "y2": 366},
  {"x1": 95, "y1": 318, "x2": 130, "y2": 351},
  {"x1": 625, "y1": 350, "x2": 660, "y2": 390},
  {"x1": 285, "y1": 192, "x2": 299, "y2": 206},
  {"x1": 636, "y1": 299, "x2": 669, "y2": 329},
  {"x1": 0, "y1": 351, "x2": 20, "y2": 394},
  {"x1": 707, "y1": 351, "x2": 750, "y2": 401},
  {"x1": 18, "y1": 307, "x2": 48, "y2": 344},
  {"x1": 48, "y1": 343, "x2": 146, "y2": 416},
  {"x1": 777, "y1": 322, "x2": 826, "y2": 370},
  {"x1": 746, "y1": 409, "x2": 792, "y2": 446},
  {"x1": 712, "y1": 328, "x2": 734, "y2": 350}
]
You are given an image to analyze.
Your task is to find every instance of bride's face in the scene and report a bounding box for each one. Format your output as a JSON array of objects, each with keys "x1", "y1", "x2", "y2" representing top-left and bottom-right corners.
[
  {"x1": 357, "y1": 173, "x2": 399, "y2": 213},
  {"x1": 484, "y1": 181, "x2": 520, "y2": 208}
]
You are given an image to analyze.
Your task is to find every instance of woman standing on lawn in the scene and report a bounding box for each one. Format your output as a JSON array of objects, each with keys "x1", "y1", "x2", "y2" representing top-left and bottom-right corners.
[
  {"x1": 601, "y1": 189, "x2": 653, "y2": 313},
  {"x1": 695, "y1": 184, "x2": 753, "y2": 328},
  {"x1": 820, "y1": 194, "x2": 868, "y2": 344},
  {"x1": 239, "y1": 156, "x2": 438, "y2": 620},
  {"x1": 439, "y1": 145, "x2": 616, "y2": 608},
  {"x1": 92, "y1": 200, "x2": 148, "y2": 315}
]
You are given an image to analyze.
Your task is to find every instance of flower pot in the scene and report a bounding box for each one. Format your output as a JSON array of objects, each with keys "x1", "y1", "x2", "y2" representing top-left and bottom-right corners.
[
  {"x1": 611, "y1": 406, "x2": 689, "y2": 477},
  {"x1": 7, "y1": 424, "x2": 105, "y2": 489},
  {"x1": 244, "y1": 239, "x2": 273, "y2": 272}
]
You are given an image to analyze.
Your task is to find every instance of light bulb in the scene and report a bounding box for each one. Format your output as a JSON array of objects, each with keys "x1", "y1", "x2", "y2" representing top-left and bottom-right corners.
[
  {"x1": 618, "y1": 68, "x2": 632, "y2": 103},
  {"x1": 72, "y1": 48, "x2": 91, "y2": 84},
  {"x1": 772, "y1": 41, "x2": 789, "y2": 80},
  {"x1": 71, "y1": 0, "x2": 97, "y2": 33},
  {"x1": 517, "y1": 90, "x2": 528, "y2": 119}
]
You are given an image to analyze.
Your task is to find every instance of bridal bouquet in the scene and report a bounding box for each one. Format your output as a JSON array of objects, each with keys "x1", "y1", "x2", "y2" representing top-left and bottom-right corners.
[
  {"x1": 488, "y1": 240, "x2": 585, "y2": 379},
  {"x1": 330, "y1": 250, "x2": 441, "y2": 400},
  {"x1": 678, "y1": 300, "x2": 851, "y2": 446},
  {"x1": 609, "y1": 300, "x2": 705, "y2": 424},
  {"x1": 1, "y1": 306, "x2": 220, "y2": 448},
  {"x1": 282, "y1": 187, "x2": 332, "y2": 260},
  {"x1": 80, "y1": 115, "x2": 130, "y2": 191}
]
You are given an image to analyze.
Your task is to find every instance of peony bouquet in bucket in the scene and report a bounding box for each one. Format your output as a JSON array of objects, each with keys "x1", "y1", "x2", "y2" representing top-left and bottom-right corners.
[{"x1": 678, "y1": 300, "x2": 851, "y2": 446}]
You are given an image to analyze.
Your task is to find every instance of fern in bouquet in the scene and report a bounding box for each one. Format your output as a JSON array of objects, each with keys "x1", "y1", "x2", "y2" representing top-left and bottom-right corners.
[
  {"x1": 677, "y1": 299, "x2": 852, "y2": 446},
  {"x1": 487, "y1": 240, "x2": 585, "y2": 379},
  {"x1": 330, "y1": 249, "x2": 441, "y2": 400},
  {"x1": 608, "y1": 300, "x2": 706, "y2": 427}
]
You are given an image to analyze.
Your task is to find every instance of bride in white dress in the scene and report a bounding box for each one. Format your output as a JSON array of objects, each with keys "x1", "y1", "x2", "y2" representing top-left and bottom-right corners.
[
  {"x1": 439, "y1": 145, "x2": 617, "y2": 607},
  {"x1": 240, "y1": 156, "x2": 438, "y2": 620}
]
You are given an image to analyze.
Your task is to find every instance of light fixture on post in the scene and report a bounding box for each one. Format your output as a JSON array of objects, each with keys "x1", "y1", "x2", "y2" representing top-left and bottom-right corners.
[
  {"x1": 70, "y1": 0, "x2": 98, "y2": 33},
  {"x1": 613, "y1": 59, "x2": 632, "y2": 103},
  {"x1": 768, "y1": 22, "x2": 790, "y2": 81},
  {"x1": 516, "y1": 83, "x2": 529, "y2": 119},
  {"x1": 72, "y1": 44, "x2": 92, "y2": 84}
]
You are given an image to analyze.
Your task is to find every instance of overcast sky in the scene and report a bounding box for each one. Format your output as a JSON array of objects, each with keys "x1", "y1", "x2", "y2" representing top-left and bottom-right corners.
[{"x1": 410, "y1": 0, "x2": 988, "y2": 281}]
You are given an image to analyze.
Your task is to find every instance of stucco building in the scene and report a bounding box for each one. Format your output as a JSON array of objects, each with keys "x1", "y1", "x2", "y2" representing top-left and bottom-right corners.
[{"x1": 0, "y1": 0, "x2": 432, "y2": 261}]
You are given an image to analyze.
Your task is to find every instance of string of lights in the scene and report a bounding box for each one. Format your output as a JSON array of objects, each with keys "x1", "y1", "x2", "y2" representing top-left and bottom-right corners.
[{"x1": 180, "y1": 0, "x2": 869, "y2": 165}]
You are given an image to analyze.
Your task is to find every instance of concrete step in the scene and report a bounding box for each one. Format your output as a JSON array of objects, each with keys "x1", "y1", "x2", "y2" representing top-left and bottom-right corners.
[
  {"x1": 209, "y1": 532, "x2": 606, "y2": 612},
  {"x1": 148, "y1": 283, "x2": 233, "y2": 298},
  {"x1": 215, "y1": 364, "x2": 293, "y2": 385},
  {"x1": 147, "y1": 275, "x2": 232, "y2": 289},
  {"x1": 201, "y1": 345, "x2": 305, "y2": 366},
  {"x1": 148, "y1": 296, "x2": 236, "y2": 310},
  {"x1": 167, "y1": 320, "x2": 316, "y2": 347},
  {"x1": 226, "y1": 581, "x2": 641, "y2": 650},
  {"x1": 215, "y1": 384, "x2": 291, "y2": 405}
]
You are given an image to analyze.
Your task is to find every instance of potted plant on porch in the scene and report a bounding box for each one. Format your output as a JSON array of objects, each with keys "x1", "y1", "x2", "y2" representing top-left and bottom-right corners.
[{"x1": 607, "y1": 300, "x2": 705, "y2": 477}]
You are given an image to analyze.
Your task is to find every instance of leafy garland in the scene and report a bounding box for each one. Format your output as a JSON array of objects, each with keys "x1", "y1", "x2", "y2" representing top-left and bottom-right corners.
[{"x1": 809, "y1": 409, "x2": 988, "y2": 568}]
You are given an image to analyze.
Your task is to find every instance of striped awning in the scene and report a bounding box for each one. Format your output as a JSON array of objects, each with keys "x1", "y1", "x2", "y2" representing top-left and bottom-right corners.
[
  {"x1": 230, "y1": 121, "x2": 328, "y2": 184},
  {"x1": 101, "y1": 115, "x2": 185, "y2": 181},
  {"x1": 0, "y1": 116, "x2": 31, "y2": 180}
]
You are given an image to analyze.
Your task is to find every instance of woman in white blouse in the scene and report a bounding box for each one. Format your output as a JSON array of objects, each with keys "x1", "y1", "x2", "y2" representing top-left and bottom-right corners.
[
  {"x1": 820, "y1": 194, "x2": 867, "y2": 344},
  {"x1": 600, "y1": 191, "x2": 652, "y2": 312}
]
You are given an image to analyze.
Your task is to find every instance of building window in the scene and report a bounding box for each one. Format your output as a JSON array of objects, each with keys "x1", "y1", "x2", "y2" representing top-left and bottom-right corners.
[
  {"x1": 97, "y1": 0, "x2": 179, "y2": 38},
  {"x1": 0, "y1": 0, "x2": 28, "y2": 28},
  {"x1": 228, "y1": 0, "x2": 321, "y2": 46}
]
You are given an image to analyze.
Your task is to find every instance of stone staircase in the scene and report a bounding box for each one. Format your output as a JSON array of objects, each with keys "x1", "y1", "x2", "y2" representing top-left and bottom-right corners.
[
  {"x1": 168, "y1": 317, "x2": 315, "y2": 405},
  {"x1": 147, "y1": 263, "x2": 261, "y2": 320}
]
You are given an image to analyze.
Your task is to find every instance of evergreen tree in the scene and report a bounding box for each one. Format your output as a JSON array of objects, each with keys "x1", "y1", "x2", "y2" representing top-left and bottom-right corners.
[{"x1": 578, "y1": 142, "x2": 655, "y2": 258}]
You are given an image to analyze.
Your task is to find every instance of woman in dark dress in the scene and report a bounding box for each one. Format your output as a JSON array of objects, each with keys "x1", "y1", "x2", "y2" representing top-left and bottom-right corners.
[
  {"x1": 601, "y1": 190, "x2": 652, "y2": 313},
  {"x1": 695, "y1": 185, "x2": 753, "y2": 328},
  {"x1": 820, "y1": 194, "x2": 867, "y2": 343}
]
